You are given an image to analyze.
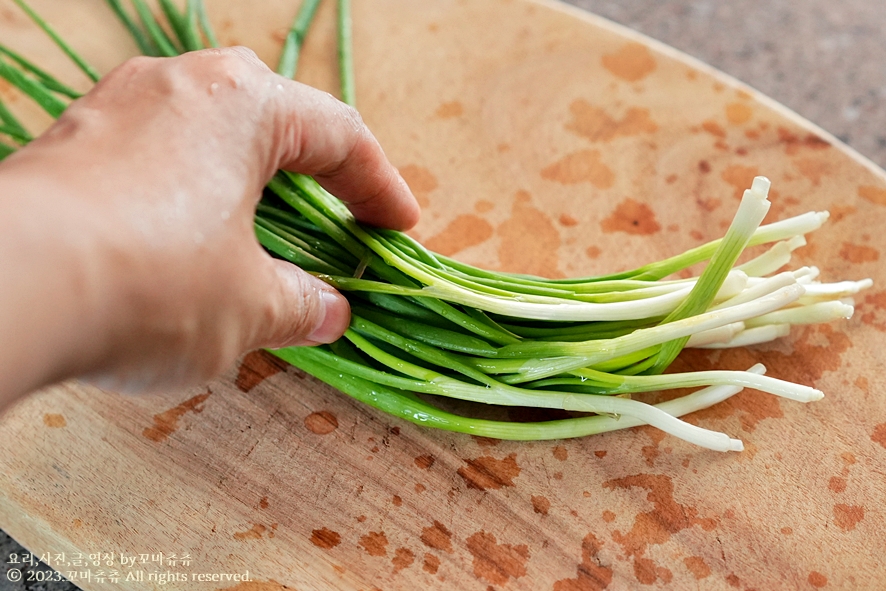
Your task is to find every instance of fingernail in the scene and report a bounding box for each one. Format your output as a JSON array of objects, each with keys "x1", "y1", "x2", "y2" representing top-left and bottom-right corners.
[{"x1": 306, "y1": 290, "x2": 350, "y2": 344}]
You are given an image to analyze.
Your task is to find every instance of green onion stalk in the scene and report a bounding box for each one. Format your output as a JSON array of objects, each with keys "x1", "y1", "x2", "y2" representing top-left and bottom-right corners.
[{"x1": 1, "y1": 0, "x2": 872, "y2": 452}]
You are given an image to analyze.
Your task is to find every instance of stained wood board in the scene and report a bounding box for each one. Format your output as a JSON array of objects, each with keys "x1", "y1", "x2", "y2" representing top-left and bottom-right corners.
[{"x1": 2, "y1": 0, "x2": 886, "y2": 589}]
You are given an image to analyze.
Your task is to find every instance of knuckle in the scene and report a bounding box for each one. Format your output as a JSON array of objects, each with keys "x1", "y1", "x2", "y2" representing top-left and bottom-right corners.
[
  {"x1": 339, "y1": 103, "x2": 366, "y2": 133},
  {"x1": 249, "y1": 263, "x2": 320, "y2": 348},
  {"x1": 226, "y1": 45, "x2": 262, "y2": 64},
  {"x1": 101, "y1": 55, "x2": 158, "y2": 85},
  {"x1": 202, "y1": 46, "x2": 263, "y2": 77},
  {"x1": 257, "y1": 295, "x2": 283, "y2": 338},
  {"x1": 51, "y1": 104, "x2": 97, "y2": 138},
  {"x1": 215, "y1": 51, "x2": 253, "y2": 75},
  {"x1": 319, "y1": 105, "x2": 372, "y2": 177},
  {"x1": 117, "y1": 55, "x2": 156, "y2": 75},
  {"x1": 166, "y1": 48, "x2": 259, "y2": 89},
  {"x1": 281, "y1": 279, "x2": 320, "y2": 340}
]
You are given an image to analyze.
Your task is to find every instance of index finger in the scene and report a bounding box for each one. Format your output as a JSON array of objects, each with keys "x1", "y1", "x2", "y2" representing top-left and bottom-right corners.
[{"x1": 267, "y1": 79, "x2": 421, "y2": 230}]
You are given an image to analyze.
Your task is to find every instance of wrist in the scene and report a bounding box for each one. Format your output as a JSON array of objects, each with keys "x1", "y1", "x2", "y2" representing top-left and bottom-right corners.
[{"x1": 0, "y1": 152, "x2": 113, "y2": 408}]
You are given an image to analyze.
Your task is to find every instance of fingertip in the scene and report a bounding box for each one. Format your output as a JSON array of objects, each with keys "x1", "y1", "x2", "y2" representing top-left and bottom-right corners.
[
  {"x1": 304, "y1": 289, "x2": 351, "y2": 345},
  {"x1": 391, "y1": 171, "x2": 422, "y2": 230},
  {"x1": 261, "y1": 261, "x2": 351, "y2": 349},
  {"x1": 341, "y1": 168, "x2": 422, "y2": 230},
  {"x1": 277, "y1": 271, "x2": 350, "y2": 347}
]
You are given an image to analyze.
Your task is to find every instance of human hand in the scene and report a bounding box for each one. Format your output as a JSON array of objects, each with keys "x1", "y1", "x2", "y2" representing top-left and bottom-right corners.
[{"x1": 0, "y1": 47, "x2": 419, "y2": 403}]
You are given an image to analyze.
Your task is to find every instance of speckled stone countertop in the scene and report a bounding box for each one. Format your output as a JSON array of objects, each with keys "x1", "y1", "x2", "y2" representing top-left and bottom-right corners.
[{"x1": 2, "y1": 1, "x2": 884, "y2": 589}]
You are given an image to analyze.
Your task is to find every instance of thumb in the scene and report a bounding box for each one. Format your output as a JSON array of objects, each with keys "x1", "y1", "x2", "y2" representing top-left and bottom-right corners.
[{"x1": 253, "y1": 259, "x2": 351, "y2": 349}]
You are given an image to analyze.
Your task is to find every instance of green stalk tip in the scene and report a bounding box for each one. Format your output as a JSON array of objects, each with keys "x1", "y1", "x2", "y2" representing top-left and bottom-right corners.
[
  {"x1": 337, "y1": 0, "x2": 356, "y2": 107},
  {"x1": 277, "y1": 0, "x2": 323, "y2": 79},
  {"x1": 12, "y1": 0, "x2": 101, "y2": 82}
]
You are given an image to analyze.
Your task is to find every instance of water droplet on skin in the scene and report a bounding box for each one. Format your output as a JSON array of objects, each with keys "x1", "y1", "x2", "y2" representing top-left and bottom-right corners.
[
  {"x1": 209, "y1": 82, "x2": 219, "y2": 94},
  {"x1": 276, "y1": 83, "x2": 284, "y2": 91}
]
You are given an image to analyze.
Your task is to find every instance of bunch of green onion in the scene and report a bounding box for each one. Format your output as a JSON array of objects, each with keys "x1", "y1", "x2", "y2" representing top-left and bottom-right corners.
[{"x1": 1, "y1": 0, "x2": 872, "y2": 452}]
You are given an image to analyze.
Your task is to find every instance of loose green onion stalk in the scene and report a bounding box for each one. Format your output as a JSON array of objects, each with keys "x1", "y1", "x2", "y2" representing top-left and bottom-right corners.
[{"x1": 2, "y1": 0, "x2": 872, "y2": 452}]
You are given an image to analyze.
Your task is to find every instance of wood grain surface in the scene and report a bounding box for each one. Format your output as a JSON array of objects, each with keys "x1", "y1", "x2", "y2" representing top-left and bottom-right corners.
[{"x1": 2, "y1": 1, "x2": 886, "y2": 589}]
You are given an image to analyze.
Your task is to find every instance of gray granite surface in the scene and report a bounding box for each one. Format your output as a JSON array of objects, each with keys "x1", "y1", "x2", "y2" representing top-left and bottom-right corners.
[
  {"x1": 2, "y1": 1, "x2": 884, "y2": 589},
  {"x1": 570, "y1": 0, "x2": 886, "y2": 168}
]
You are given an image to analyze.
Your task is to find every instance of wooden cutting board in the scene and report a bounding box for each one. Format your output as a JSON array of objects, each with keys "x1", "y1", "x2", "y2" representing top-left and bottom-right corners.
[{"x1": 3, "y1": 1, "x2": 886, "y2": 589}]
